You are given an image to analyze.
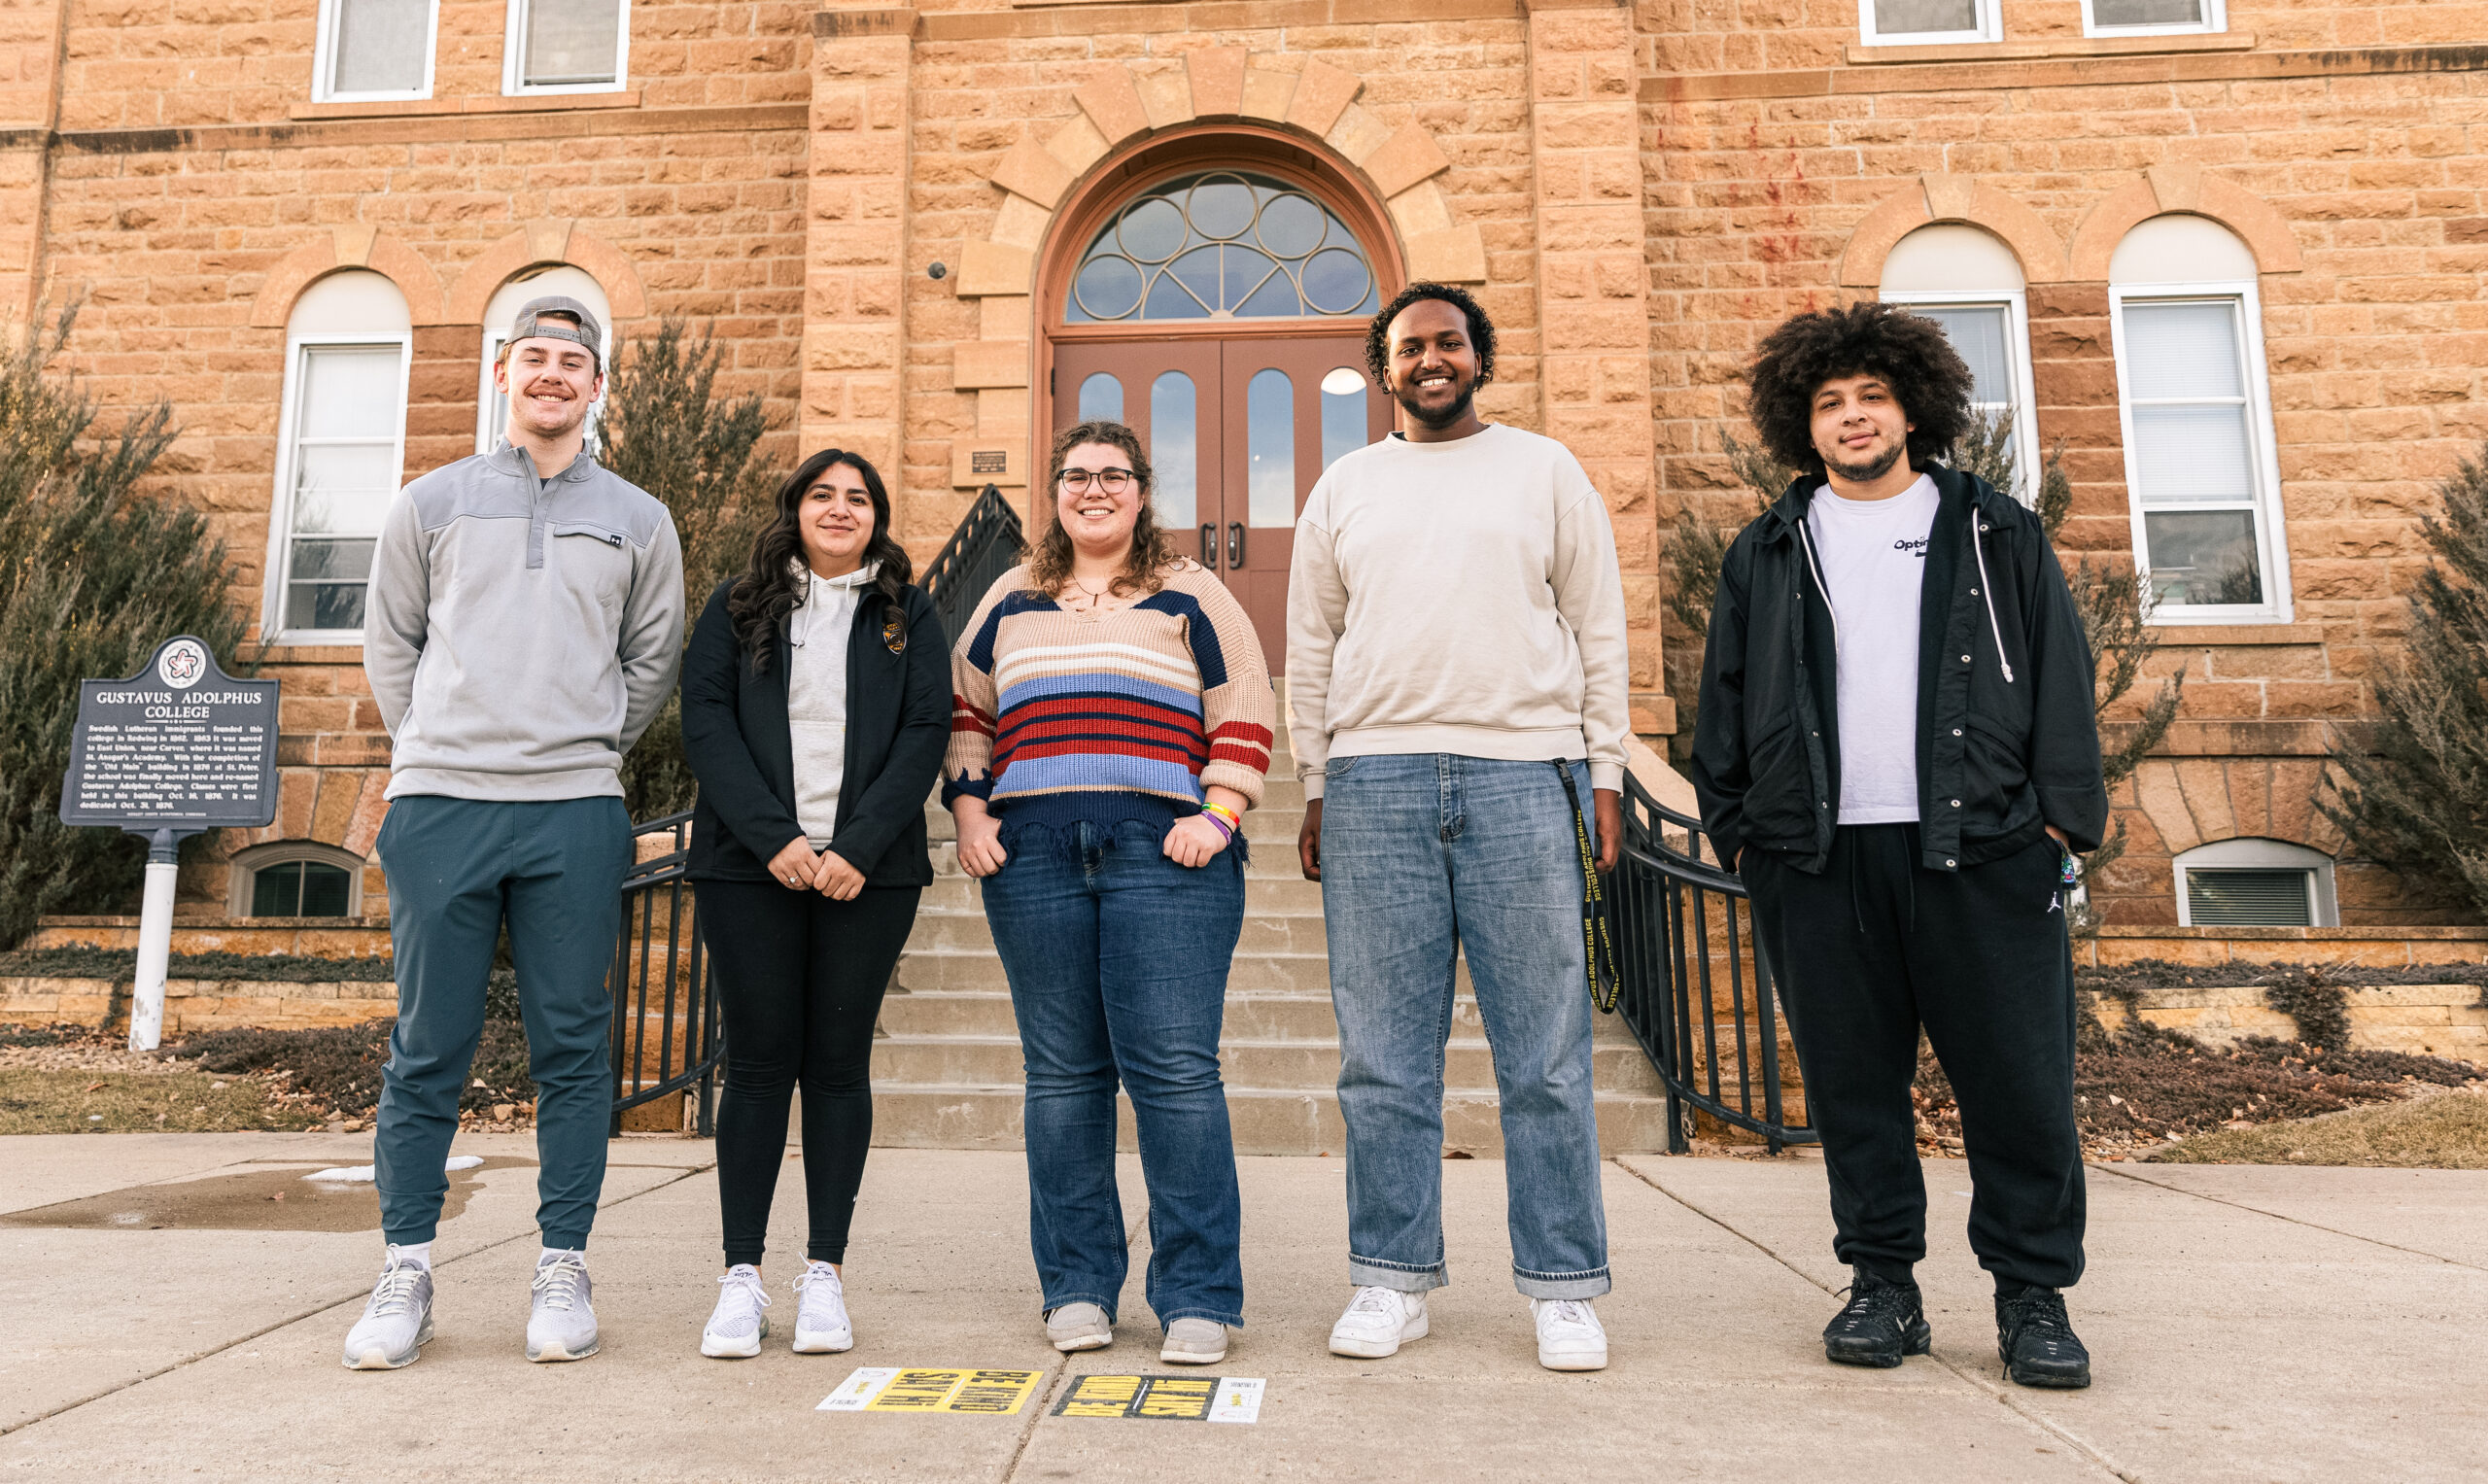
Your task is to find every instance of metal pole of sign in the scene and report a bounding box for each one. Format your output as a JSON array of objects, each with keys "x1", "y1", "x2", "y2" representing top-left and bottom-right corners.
[{"x1": 128, "y1": 828, "x2": 181, "y2": 1053}]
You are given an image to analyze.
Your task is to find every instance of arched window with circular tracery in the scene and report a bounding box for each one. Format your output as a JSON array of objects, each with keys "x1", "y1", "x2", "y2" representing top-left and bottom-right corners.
[{"x1": 1066, "y1": 170, "x2": 1380, "y2": 325}]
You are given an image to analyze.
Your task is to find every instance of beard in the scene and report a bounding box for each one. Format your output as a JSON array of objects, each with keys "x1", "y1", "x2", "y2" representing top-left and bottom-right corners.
[
  {"x1": 1394, "y1": 373, "x2": 1477, "y2": 431},
  {"x1": 1823, "y1": 436, "x2": 1906, "y2": 485}
]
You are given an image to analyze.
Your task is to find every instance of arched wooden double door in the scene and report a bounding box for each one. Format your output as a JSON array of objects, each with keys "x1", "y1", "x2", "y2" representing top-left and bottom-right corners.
[{"x1": 1044, "y1": 163, "x2": 1397, "y2": 673}]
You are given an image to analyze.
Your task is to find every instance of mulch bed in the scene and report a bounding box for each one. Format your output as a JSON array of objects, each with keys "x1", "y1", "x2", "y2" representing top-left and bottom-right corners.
[
  {"x1": 1912, "y1": 972, "x2": 2487, "y2": 1160},
  {"x1": 0, "y1": 1014, "x2": 536, "y2": 1133}
]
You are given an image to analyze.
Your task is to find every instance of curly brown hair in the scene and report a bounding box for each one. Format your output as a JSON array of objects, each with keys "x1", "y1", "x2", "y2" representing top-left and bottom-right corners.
[
  {"x1": 1746, "y1": 301, "x2": 1976, "y2": 479},
  {"x1": 1364, "y1": 280, "x2": 1497, "y2": 391},
  {"x1": 1023, "y1": 419, "x2": 1180, "y2": 598}
]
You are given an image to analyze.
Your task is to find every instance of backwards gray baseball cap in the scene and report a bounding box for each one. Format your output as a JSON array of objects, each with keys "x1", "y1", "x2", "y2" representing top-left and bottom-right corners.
[{"x1": 506, "y1": 294, "x2": 604, "y2": 366}]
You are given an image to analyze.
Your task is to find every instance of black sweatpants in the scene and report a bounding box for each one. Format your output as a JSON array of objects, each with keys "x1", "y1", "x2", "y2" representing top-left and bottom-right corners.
[
  {"x1": 694, "y1": 880, "x2": 921, "y2": 1267},
  {"x1": 1744, "y1": 824, "x2": 2085, "y2": 1293}
]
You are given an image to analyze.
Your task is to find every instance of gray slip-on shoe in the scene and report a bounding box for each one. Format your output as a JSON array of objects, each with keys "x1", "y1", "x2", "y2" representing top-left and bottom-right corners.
[
  {"x1": 1045, "y1": 1302, "x2": 1112, "y2": 1353},
  {"x1": 1159, "y1": 1317, "x2": 1228, "y2": 1365}
]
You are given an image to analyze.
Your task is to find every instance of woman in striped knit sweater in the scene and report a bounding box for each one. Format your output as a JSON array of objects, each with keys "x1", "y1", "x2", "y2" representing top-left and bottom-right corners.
[{"x1": 945, "y1": 420, "x2": 1274, "y2": 1368}]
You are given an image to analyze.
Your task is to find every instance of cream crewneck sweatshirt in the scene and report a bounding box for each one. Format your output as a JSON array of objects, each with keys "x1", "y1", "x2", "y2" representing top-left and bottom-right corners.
[{"x1": 1284, "y1": 422, "x2": 1632, "y2": 801}]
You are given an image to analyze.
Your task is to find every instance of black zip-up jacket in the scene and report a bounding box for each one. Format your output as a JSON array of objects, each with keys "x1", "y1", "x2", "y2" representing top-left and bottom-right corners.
[
  {"x1": 678, "y1": 576, "x2": 950, "y2": 887},
  {"x1": 1689, "y1": 464, "x2": 2107, "y2": 876}
]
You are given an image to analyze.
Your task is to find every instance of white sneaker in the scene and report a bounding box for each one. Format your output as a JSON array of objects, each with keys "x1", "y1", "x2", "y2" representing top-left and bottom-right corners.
[
  {"x1": 341, "y1": 1248, "x2": 433, "y2": 1370},
  {"x1": 1044, "y1": 1301, "x2": 1112, "y2": 1353},
  {"x1": 792, "y1": 1262, "x2": 852, "y2": 1354},
  {"x1": 1329, "y1": 1285, "x2": 1428, "y2": 1359},
  {"x1": 700, "y1": 1264, "x2": 771, "y2": 1359},
  {"x1": 527, "y1": 1251, "x2": 600, "y2": 1363},
  {"x1": 1531, "y1": 1297, "x2": 1608, "y2": 1371}
]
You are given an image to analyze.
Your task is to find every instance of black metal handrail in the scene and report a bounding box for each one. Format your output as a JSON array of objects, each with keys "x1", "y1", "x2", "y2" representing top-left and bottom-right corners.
[
  {"x1": 921, "y1": 482, "x2": 1026, "y2": 653},
  {"x1": 608, "y1": 811, "x2": 721, "y2": 1135},
  {"x1": 1611, "y1": 772, "x2": 1816, "y2": 1154}
]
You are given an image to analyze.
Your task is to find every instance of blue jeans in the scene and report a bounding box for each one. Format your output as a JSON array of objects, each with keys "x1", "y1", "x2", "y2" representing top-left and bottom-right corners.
[
  {"x1": 374, "y1": 795, "x2": 630, "y2": 1250},
  {"x1": 980, "y1": 819, "x2": 1247, "y2": 1329},
  {"x1": 1320, "y1": 754, "x2": 1610, "y2": 1299}
]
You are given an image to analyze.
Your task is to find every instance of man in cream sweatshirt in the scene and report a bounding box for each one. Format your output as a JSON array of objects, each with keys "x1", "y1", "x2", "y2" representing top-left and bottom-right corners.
[{"x1": 1288, "y1": 282, "x2": 1632, "y2": 1373}]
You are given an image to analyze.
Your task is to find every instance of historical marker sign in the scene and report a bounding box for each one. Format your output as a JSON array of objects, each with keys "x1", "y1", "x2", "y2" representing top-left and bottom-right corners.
[
  {"x1": 60, "y1": 637, "x2": 279, "y2": 831},
  {"x1": 56, "y1": 637, "x2": 280, "y2": 1053}
]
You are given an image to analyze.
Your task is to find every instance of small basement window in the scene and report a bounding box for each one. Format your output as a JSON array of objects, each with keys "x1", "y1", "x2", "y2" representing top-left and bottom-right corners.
[
  {"x1": 229, "y1": 844, "x2": 366, "y2": 919},
  {"x1": 2173, "y1": 838, "x2": 2336, "y2": 928}
]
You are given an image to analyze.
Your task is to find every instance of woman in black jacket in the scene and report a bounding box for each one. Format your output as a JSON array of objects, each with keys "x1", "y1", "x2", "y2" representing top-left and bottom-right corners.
[{"x1": 678, "y1": 447, "x2": 950, "y2": 1360}]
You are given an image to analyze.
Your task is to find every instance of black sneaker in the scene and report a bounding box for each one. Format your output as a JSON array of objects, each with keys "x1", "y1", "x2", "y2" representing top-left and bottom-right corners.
[
  {"x1": 1822, "y1": 1268, "x2": 1930, "y2": 1368},
  {"x1": 1995, "y1": 1289, "x2": 2092, "y2": 1389}
]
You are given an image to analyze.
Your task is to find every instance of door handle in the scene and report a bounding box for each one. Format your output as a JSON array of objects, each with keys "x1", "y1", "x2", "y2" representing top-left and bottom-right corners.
[
  {"x1": 1227, "y1": 522, "x2": 1245, "y2": 568},
  {"x1": 1199, "y1": 524, "x2": 1219, "y2": 569}
]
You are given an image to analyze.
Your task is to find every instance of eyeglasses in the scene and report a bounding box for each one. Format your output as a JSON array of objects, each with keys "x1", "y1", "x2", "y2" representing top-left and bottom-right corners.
[{"x1": 1058, "y1": 467, "x2": 1135, "y2": 494}]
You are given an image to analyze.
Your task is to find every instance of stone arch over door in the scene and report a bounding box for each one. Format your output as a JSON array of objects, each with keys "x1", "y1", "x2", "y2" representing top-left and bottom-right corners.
[{"x1": 945, "y1": 48, "x2": 1485, "y2": 495}]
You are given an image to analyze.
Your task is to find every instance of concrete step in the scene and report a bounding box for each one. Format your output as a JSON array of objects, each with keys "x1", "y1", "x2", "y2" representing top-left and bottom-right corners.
[
  {"x1": 903, "y1": 907, "x2": 1331, "y2": 957},
  {"x1": 868, "y1": 1032, "x2": 1666, "y2": 1096},
  {"x1": 916, "y1": 872, "x2": 1325, "y2": 915},
  {"x1": 877, "y1": 986, "x2": 1650, "y2": 1049},
  {"x1": 867, "y1": 1083, "x2": 1678, "y2": 1157},
  {"x1": 893, "y1": 949, "x2": 1338, "y2": 995}
]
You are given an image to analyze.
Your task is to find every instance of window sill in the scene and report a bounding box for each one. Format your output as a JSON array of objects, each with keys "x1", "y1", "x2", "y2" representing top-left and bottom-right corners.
[
  {"x1": 2150, "y1": 620, "x2": 2324, "y2": 646},
  {"x1": 238, "y1": 641, "x2": 364, "y2": 663},
  {"x1": 288, "y1": 91, "x2": 640, "y2": 121},
  {"x1": 1846, "y1": 31, "x2": 2251, "y2": 65}
]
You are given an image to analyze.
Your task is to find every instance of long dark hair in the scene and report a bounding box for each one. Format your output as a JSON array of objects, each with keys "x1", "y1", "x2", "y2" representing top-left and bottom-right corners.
[
  {"x1": 728, "y1": 448, "x2": 912, "y2": 670},
  {"x1": 1024, "y1": 420, "x2": 1179, "y2": 598}
]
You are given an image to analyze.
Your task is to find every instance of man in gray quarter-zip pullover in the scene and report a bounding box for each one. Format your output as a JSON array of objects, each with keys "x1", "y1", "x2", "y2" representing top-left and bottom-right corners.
[{"x1": 343, "y1": 295, "x2": 684, "y2": 1372}]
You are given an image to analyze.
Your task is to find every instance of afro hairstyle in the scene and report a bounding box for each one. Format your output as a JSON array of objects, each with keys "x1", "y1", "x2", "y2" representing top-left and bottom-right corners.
[
  {"x1": 1365, "y1": 281, "x2": 1497, "y2": 391},
  {"x1": 1745, "y1": 301, "x2": 1976, "y2": 479}
]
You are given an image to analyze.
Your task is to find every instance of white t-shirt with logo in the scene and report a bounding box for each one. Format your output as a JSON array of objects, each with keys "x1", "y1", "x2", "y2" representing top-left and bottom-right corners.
[{"x1": 1805, "y1": 473, "x2": 1939, "y2": 825}]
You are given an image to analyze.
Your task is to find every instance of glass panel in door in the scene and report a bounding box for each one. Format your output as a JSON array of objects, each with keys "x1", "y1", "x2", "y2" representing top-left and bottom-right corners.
[{"x1": 1218, "y1": 337, "x2": 1385, "y2": 673}]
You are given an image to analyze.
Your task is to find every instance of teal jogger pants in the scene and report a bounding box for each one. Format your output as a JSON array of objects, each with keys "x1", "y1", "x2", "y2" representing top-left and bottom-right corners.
[{"x1": 374, "y1": 795, "x2": 631, "y2": 1249}]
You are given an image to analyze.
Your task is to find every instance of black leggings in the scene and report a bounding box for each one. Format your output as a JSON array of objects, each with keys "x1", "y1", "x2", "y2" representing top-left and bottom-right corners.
[{"x1": 694, "y1": 879, "x2": 921, "y2": 1266}]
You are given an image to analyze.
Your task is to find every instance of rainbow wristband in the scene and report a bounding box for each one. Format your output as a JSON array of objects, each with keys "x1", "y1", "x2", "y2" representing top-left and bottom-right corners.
[{"x1": 1199, "y1": 803, "x2": 1240, "y2": 839}]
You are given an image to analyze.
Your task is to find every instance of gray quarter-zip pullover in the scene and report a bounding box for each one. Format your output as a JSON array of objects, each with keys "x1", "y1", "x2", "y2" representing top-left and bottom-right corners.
[{"x1": 363, "y1": 442, "x2": 685, "y2": 801}]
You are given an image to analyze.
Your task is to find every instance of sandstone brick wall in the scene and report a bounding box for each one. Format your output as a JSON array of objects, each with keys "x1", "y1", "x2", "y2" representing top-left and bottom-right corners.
[
  {"x1": 1638, "y1": 6, "x2": 2488, "y2": 924},
  {"x1": 887, "y1": 3, "x2": 1546, "y2": 551},
  {"x1": 7, "y1": 0, "x2": 815, "y2": 915},
  {"x1": 7, "y1": 0, "x2": 2486, "y2": 934}
]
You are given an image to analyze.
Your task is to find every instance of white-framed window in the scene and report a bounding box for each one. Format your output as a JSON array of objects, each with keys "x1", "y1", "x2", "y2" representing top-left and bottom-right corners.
[
  {"x1": 2174, "y1": 838, "x2": 2336, "y2": 928},
  {"x1": 266, "y1": 270, "x2": 412, "y2": 645},
  {"x1": 1882, "y1": 224, "x2": 2040, "y2": 503},
  {"x1": 2083, "y1": 0, "x2": 2224, "y2": 39},
  {"x1": 228, "y1": 842, "x2": 368, "y2": 919},
  {"x1": 2109, "y1": 214, "x2": 2289, "y2": 622},
  {"x1": 313, "y1": 0, "x2": 438, "y2": 101},
  {"x1": 476, "y1": 265, "x2": 614, "y2": 454},
  {"x1": 502, "y1": 0, "x2": 630, "y2": 94},
  {"x1": 1858, "y1": 0, "x2": 2000, "y2": 46}
]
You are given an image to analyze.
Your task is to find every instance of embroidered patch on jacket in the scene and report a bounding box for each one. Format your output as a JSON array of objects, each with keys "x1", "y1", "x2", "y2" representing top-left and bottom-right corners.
[{"x1": 882, "y1": 612, "x2": 907, "y2": 654}]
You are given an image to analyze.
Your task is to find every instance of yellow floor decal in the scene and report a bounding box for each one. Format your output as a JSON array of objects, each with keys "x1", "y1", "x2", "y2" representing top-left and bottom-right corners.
[
  {"x1": 816, "y1": 1366, "x2": 1044, "y2": 1414},
  {"x1": 1053, "y1": 1373, "x2": 1266, "y2": 1424}
]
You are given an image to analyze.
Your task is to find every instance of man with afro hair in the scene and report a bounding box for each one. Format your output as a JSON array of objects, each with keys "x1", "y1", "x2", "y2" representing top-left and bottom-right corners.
[{"x1": 1690, "y1": 301, "x2": 2108, "y2": 1389}]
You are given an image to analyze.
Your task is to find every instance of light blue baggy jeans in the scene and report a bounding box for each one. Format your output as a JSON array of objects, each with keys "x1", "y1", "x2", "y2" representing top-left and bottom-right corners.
[{"x1": 1319, "y1": 753, "x2": 1611, "y2": 1300}]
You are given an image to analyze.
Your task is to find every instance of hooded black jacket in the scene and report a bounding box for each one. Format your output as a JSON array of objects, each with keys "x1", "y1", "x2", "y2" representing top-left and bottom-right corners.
[
  {"x1": 678, "y1": 576, "x2": 950, "y2": 887},
  {"x1": 1689, "y1": 464, "x2": 2108, "y2": 876}
]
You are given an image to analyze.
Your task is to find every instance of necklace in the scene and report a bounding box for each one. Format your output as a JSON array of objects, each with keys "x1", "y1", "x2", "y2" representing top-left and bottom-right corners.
[{"x1": 1066, "y1": 574, "x2": 1115, "y2": 610}]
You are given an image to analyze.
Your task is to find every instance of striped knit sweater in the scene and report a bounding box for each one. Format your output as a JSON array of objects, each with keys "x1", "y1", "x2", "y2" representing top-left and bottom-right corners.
[{"x1": 945, "y1": 561, "x2": 1274, "y2": 835}]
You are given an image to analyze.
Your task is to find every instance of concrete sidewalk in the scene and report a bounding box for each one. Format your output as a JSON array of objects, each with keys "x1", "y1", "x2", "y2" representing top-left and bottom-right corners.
[{"x1": 0, "y1": 1136, "x2": 2480, "y2": 1482}]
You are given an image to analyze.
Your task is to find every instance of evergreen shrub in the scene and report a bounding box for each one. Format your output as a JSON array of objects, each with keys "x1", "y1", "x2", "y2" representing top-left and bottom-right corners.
[{"x1": 0, "y1": 306, "x2": 250, "y2": 948}]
